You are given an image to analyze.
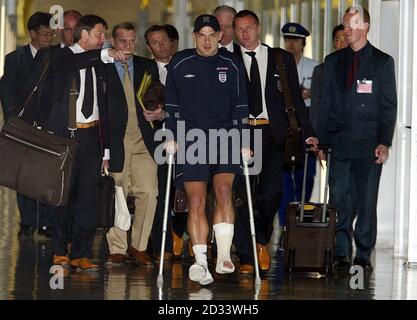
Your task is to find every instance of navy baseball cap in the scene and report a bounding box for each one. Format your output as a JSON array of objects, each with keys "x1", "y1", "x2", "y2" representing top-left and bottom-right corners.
[
  {"x1": 281, "y1": 22, "x2": 310, "y2": 38},
  {"x1": 193, "y1": 14, "x2": 220, "y2": 33}
]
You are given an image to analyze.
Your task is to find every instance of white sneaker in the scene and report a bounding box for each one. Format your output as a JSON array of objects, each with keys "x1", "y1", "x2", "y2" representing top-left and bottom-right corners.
[
  {"x1": 199, "y1": 269, "x2": 213, "y2": 286},
  {"x1": 216, "y1": 259, "x2": 235, "y2": 274},
  {"x1": 189, "y1": 263, "x2": 213, "y2": 285}
]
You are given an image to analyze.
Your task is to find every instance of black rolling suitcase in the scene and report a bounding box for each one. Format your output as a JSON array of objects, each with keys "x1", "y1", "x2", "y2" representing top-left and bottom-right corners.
[{"x1": 283, "y1": 146, "x2": 336, "y2": 275}]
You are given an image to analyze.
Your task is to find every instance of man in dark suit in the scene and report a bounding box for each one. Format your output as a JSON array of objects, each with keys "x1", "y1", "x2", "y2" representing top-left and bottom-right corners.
[
  {"x1": 232, "y1": 10, "x2": 319, "y2": 274},
  {"x1": 104, "y1": 22, "x2": 162, "y2": 268},
  {"x1": 0, "y1": 12, "x2": 54, "y2": 121},
  {"x1": 145, "y1": 25, "x2": 172, "y2": 85},
  {"x1": 45, "y1": 15, "x2": 129, "y2": 271},
  {"x1": 316, "y1": 6, "x2": 397, "y2": 271},
  {"x1": 310, "y1": 24, "x2": 360, "y2": 225},
  {"x1": 0, "y1": 12, "x2": 55, "y2": 239},
  {"x1": 163, "y1": 24, "x2": 179, "y2": 57},
  {"x1": 145, "y1": 24, "x2": 179, "y2": 260},
  {"x1": 28, "y1": 10, "x2": 82, "y2": 125},
  {"x1": 310, "y1": 24, "x2": 346, "y2": 130}
]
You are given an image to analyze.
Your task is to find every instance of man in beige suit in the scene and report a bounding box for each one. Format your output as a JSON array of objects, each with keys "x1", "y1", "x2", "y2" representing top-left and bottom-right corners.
[{"x1": 105, "y1": 22, "x2": 162, "y2": 267}]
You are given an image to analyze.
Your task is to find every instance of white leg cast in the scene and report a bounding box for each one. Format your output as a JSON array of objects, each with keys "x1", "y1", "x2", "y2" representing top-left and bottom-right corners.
[{"x1": 213, "y1": 223, "x2": 235, "y2": 274}]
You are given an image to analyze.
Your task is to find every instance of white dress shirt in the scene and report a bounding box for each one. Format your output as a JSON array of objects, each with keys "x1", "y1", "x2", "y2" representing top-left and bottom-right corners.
[
  {"x1": 297, "y1": 56, "x2": 319, "y2": 107},
  {"x1": 240, "y1": 42, "x2": 269, "y2": 119},
  {"x1": 219, "y1": 41, "x2": 235, "y2": 53},
  {"x1": 157, "y1": 60, "x2": 168, "y2": 85},
  {"x1": 29, "y1": 44, "x2": 38, "y2": 58},
  {"x1": 69, "y1": 43, "x2": 114, "y2": 159}
]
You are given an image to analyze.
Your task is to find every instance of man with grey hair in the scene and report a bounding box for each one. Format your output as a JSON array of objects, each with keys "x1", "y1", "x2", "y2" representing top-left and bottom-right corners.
[
  {"x1": 213, "y1": 5, "x2": 239, "y2": 53},
  {"x1": 60, "y1": 10, "x2": 82, "y2": 47}
]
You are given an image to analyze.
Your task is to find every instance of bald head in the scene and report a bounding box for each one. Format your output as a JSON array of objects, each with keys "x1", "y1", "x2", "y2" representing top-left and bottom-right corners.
[
  {"x1": 342, "y1": 6, "x2": 370, "y2": 51},
  {"x1": 61, "y1": 10, "x2": 81, "y2": 46},
  {"x1": 214, "y1": 5, "x2": 236, "y2": 46}
]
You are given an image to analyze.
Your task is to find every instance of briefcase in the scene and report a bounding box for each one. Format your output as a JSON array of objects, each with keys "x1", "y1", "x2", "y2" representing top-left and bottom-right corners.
[
  {"x1": 96, "y1": 173, "x2": 115, "y2": 228},
  {"x1": 173, "y1": 188, "x2": 188, "y2": 213},
  {"x1": 283, "y1": 128, "x2": 304, "y2": 168},
  {"x1": 0, "y1": 117, "x2": 78, "y2": 206}
]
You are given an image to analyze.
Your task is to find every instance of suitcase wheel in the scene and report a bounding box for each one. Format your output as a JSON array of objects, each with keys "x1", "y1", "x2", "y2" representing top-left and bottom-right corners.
[
  {"x1": 325, "y1": 248, "x2": 333, "y2": 275},
  {"x1": 288, "y1": 247, "x2": 295, "y2": 273}
]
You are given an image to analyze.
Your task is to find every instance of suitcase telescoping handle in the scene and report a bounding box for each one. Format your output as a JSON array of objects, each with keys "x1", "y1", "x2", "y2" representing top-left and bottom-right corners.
[{"x1": 300, "y1": 145, "x2": 331, "y2": 223}]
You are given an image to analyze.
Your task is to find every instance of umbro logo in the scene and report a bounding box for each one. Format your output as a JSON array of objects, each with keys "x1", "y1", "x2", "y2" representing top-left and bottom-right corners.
[{"x1": 184, "y1": 74, "x2": 196, "y2": 78}]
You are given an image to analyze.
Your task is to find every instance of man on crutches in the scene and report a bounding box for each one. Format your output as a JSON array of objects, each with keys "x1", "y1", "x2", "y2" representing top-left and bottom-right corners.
[{"x1": 163, "y1": 14, "x2": 250, "y2": 286}]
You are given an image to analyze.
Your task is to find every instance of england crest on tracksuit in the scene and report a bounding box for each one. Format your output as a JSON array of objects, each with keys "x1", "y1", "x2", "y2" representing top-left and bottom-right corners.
[{"x1": 219, "y1": 72, "x2": 227, "y2": 83}]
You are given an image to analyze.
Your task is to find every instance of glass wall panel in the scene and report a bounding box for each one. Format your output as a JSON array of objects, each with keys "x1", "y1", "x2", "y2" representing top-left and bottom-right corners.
[
  {"x1": 22, "y1": 0, "x2": 369, "y2": 60},
  {"x1": 240, "y1": 0, "x2": 368, "y2": 62}
]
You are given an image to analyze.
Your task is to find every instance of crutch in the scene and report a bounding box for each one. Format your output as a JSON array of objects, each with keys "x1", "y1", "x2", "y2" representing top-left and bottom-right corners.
[
  {"x1": 157, "y1": 152, "x2": 175, "y2": 289},
  {"x1": 242, "y1": 158, "x2": 262, "y2": 289}
]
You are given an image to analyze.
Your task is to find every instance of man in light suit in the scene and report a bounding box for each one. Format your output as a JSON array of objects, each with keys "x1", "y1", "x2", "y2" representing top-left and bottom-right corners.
[
  {"x1": 317, "y1": 6, "x2": 397, "y2": 271},
  {"x1": 105, "y1": 22, "x2": 162, "y2": 268}
]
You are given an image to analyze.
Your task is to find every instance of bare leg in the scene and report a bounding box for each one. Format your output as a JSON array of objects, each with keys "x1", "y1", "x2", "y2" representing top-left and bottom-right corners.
[
  {"x1": 184, "y1": 181, "x2": 213, "y2": 285},
  {"x1": 184, "y1": 182, "x2": 208, "y2": 246},
  {"x1": 213, "y1": 173, "x2": 235, "y2": 224}
]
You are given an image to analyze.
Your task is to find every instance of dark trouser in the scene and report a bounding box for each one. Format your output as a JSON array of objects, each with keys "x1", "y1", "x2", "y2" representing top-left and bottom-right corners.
[
  {"x1": 278, "y1": 155, "x2": 316, "y2": 226},
  {"x1": 150, "y1": 163, "x2": 173, "y2": 254},
  {"x1": 52, "y1": 127, "x2": 101, "y2": 259},
  {"x1": 329, "y1": 155, "x2": 382, "y2": 261},
  {"x1": 17, "y1": 193, "x2": 52, "y2": 228},
  {"x1": 172, "y1": 212, "x2": 187, "y2": 239},
  {"x1": 234, "y1": 125, "x2": 283, "y2": 265}
]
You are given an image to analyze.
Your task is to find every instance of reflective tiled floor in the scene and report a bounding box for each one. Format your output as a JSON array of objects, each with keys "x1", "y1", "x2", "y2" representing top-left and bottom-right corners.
[{"x1": 1, "y1": 186, "x2": 417, "y2": 300}]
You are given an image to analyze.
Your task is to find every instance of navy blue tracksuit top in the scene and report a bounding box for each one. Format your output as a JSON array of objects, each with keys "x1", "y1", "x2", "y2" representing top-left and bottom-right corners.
[{"x1": 165, "y1": 48, "x2": 249, "y2": 138}]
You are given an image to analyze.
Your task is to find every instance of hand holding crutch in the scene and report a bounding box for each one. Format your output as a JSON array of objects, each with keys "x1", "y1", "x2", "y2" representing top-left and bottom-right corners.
[
  {"x1": 157, "y1": 141, "x2": 177, "y2": 289},
  {"x1": 241, "y1": 148, "x2": 262, "y2": 289}
]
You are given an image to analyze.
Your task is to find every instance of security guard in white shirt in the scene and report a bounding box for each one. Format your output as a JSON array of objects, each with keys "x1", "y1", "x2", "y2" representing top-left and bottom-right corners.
[{"x1": 282, "y1": 22, "x2": 319, "y2": 107}]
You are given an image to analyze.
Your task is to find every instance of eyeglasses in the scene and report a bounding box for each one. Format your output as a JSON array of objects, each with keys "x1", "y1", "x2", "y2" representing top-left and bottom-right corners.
[{"x1": 37, "y1": 31, "x2": 56, "y2": 38}]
